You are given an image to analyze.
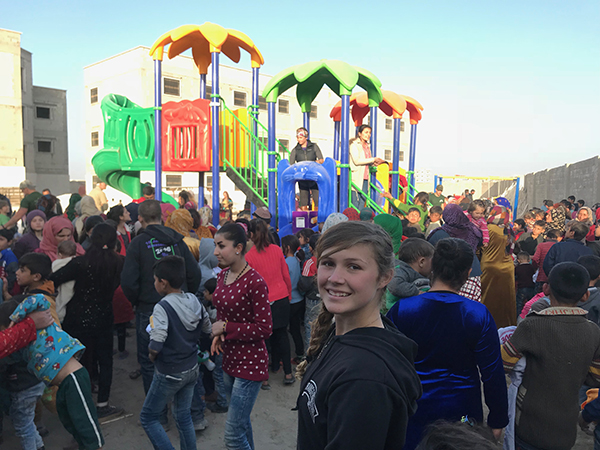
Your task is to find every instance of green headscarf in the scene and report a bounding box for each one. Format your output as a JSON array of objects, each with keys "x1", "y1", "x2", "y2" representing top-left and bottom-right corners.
[
  {"x1": 374, "y1": 213, "x2": 403, "y2": 254},
  {"x1": 65, "y1": 193, "x2": 82, "y2": 221}
]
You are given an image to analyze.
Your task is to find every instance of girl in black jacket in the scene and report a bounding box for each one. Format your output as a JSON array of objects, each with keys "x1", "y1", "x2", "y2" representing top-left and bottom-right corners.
[
  {"x1": 50, "y1": 222, "x2": 124, "y2": 421},
  {"x1": 296, "y1": 221, "x2": 422, "y2": 450}
]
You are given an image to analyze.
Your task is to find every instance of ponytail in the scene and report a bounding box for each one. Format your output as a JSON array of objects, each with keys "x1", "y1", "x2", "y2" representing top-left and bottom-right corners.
[{"x1": 282, "y1": 234, "x2": 304, "y2": 262}]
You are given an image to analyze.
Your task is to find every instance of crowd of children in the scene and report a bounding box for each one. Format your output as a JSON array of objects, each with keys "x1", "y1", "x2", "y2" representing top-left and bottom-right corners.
[{"x1": 2, "y1": 181, "x2": 600, "y2": 450}]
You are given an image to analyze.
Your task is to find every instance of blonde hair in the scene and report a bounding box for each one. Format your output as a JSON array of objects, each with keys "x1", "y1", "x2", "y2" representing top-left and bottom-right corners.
[{"x1": 295, "y1": 221, "x2": 394, "y2": 378}]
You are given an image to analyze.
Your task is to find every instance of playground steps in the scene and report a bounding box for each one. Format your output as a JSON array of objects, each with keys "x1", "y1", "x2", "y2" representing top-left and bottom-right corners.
[{"x1": 224, "y1": 166, "x2": 268, "y2": 209}]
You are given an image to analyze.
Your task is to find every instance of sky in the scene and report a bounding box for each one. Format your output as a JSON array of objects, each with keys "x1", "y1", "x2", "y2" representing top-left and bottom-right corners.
[{"x1": 3, "y1": 0, "x2": 599, "y2": 180}]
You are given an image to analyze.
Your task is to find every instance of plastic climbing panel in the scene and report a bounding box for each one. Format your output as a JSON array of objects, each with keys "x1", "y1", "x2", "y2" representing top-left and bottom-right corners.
[
  {"x1": 219, "y1": 108, "x2": 250, "y2": 169},
  {"x1": 161, "y1": 99, "x2": 212, "y2": 172}
]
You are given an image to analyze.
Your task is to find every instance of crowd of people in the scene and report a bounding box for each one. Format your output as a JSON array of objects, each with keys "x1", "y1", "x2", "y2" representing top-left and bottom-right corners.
[{"x1": 1, "y1": 177, "x2": 600, "y2": 450}]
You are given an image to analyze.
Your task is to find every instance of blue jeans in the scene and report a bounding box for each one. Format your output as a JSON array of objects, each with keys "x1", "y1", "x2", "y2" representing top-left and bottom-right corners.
[
  {"x1": 223, "y1": 373, "x2": 261, "y2": 450},
  {"x1": 351, "y1": 179, "x2": 369, "y2": 209},
  {"x1": 136, "y1": 311, "x2": 154, "y2": 394},
  {"x1": 212, "y1": 354, "x2": 229, "y2": 408},
  {"x1": 10, "y1": 382, "x2": 46, "y2": 450},
  {"x1": 190, "y1": 370, "x2": 205, "y2": 424},
  {"x1": 304, "y1": 298, "x2": 321, "y2": 352},
  {"x1": 140, "y1": 365, "x2": 199, "y2": 450}
]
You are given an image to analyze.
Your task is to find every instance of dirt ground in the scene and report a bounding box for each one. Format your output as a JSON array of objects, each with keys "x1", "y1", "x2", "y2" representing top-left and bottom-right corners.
[{"x1": 1, "y1": 331, "x2": 594, "y2": 449}]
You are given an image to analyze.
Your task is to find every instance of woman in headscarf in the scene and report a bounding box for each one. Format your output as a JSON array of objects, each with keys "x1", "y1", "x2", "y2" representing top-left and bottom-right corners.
[
  {"x1": 545, "y1": 205, "x2": 567, "y2": 238},
  {"x1": 13, "y1": 210, "x2": 46, "y2": 259},
  {"x1": 75, "y1": 195, "x2": 102, "y2": 238},
  {"x1": 576, "y1": 206, "x2": 600, "y2": 242},
  {"x1": 165, "y1": 209, "x2": 200, "y2": 261},
  {"x1": 36, "y1": 216, "x2": 85, "y2": 262},
  {"x1": 480, "y1": 206, "x2": 516, "y2": 328},
  {"x1": 198, "y1": 206, "x2": 217, "y2": 237},
  {"x1": 428, "y1": 204, "x2": 483, "y2": 302},
  {"x1": 190, "y1": 209, "x2": 213, "y2": 240},
  {"x1": 65, "y1": 193, "x2": 82, "y2": 222},
  {"x1": 341, "y1": 207, "x2": 360, "y2": 221},
  {"x1": 322, "y1": 212, "x2": 348, "y2": 233}
]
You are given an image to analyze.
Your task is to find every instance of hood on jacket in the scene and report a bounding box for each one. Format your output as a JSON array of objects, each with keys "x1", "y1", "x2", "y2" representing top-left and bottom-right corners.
[
  {"x1": 139, "y1": 224, "x2": 185, "y2": 246},
  {"x1": 326, "y1": 316, "x2": 422, "y2": 414},
  {"x1": 198, "y1": 238, "x2": 218, "y2": 272},
  {"x1": 162, "y1": 292, "x2": 203, "y2": 331}
]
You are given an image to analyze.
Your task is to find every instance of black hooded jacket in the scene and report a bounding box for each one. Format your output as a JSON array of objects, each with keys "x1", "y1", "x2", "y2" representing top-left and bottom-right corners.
[
  {"x1": 121, "y1": 224, "x2": 201, "y2": 313},
  {"x1": 297, "y1": 316, "x2": 422, "y2": 450}
]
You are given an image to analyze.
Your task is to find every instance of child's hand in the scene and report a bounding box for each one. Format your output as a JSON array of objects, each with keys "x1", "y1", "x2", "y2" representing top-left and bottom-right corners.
[
  {"x1": 148, "y1": 348, "x2": 158, "y2": 363},
  {"x1": 483, "y1": 242, "x2": 489, "y2": 247},
  {"x1": 211, "y1": 335, "x2": 224, "y2": 356},
  {"x1": 26, "y1": 310, "x2": 54, "y2": 329},
  {"x1": 381, "y1": 191, "x2": 393, "y2": 200}
]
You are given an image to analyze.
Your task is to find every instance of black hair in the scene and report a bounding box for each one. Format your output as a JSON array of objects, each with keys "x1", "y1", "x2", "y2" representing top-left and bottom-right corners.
[
  {"x1": 215, "y1": 222, "x2": 248, "y2": 254},
  {"x1": 513, "y1": 219, "x2": 526, "y2": 229},
  {"x1": 414, "y1": 192, "x2": 430, "y2": 206},
  {"x1": 517, "y1": 251, "x2": 531, "y2": 261},
  {"x1": 403, "y1": 227, "x2": 424, "y2": 239},
  {"x1": 0, "y1": 228, "x2": 15, "y2": 242},
  {"x1": 429, "y1": 205, "x2": 443, "y2": 216},
  {"x1": 19, "y1": 253, "x2": 52, "y2": 280},
  {"x1": 357, "y1": 124, "x2": 372, "y2": 135},
  {"x1": 0, "y1": 299, "x2": 19, "y2": 329},
  {"x1": 204, "y1": 277, "x2": 217, "y2": 295},
  {"x1": 546, "y1": 229, "x2": 561, "y2": 240},
  {"x1": 86, "y1": 223, "x2": 122, "y2": 289},
  {"x1": 235, "y1": 217, "x2": 250, "y2": 230},
  {"x1": 407, "y1": 207, "x2": 422, "y2": 216},
  {"x1": 142, "y1": 184, "x2": 155, "y2": 197},
  {"x1": 139, "y1": 200, "x2": 162, "y2": 223},
  {"x1": 308, "y1": 233, "x2": 320, "y2": 252},
  {"x1": 568, "y1": 195, "x2": 576, "y2": 202},
  {"x1": 416, "y1": 420, "x2": 497, "y2": 450},
  {"x1": 107, "y1": 205, "x2": 125, "y2": 223},
  {"x1": 570, "y1": 221, "x2": 589, "y2": 241},
  {"x1": 189, "y1": 209, "x2": 201, "y2": 229},
  {"x1": 179, "y1": 190, "x2": 192, "y2": 203},
  {"x1": 398, "y1": 238, "x2": 434, "y2": 264},
  {"x1": 578, "y1": 199, "x2": 585, "y2": 207},
  {"x1": 281, "y1": 234, "x2": 305, "y2": 262},
  {"x1": 561, "y1": 199, "x2": 572, "y2": 210},
  {"x1": 248, "y1": 219, "x2": 272, "y2": 252},
  {"x1": 548, "y1": 262, "x2": 590, "y2": 305},
  {"x1": 153, "y1": 255, "x2": 185, "y2": 289},
  {"x1": 431, "y1": 238, "x2": 474, "y2": 291},
  {"x1": 578, "y1": 255, "x2": 600, "y2": 281},
  {"x1": 467, "y1": 199, "x2": 485, "y2": 213},
  {"x1": 80, "y1": 215, "x2": 105, "y2": 244},
  {"x1": 297, "y1": 228, "x2": 316, "y2": 241},
  {"x1": 543, "y1": 200, "x2": 554, "y2": 208},
  {"x1": 533, "y1": 220, "x2": 547, "y2": 228}
]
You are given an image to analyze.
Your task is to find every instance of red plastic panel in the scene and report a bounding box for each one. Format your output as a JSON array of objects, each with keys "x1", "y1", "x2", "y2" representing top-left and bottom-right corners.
[{"x1": 162, "y1": 99, "x2": 212, "y2": 172}]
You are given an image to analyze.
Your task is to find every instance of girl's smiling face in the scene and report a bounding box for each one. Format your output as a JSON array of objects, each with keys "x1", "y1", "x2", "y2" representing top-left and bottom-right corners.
[{"x1": 317, "y1": 244, "x2": 391, "y2": 318}]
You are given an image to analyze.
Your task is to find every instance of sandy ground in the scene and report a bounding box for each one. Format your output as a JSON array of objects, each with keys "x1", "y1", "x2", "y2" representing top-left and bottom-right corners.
[{"x1": 1, "y1": 330, "x2": 594, "y2": 449}]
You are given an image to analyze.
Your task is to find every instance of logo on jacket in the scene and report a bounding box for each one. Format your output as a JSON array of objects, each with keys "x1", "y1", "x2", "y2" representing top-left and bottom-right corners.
[
  {"x1": 302, "y1": 380, "x2": 319, "y2": 423},
  {"x1": 146, "y1": 239, "x2": 176, "y2": 259}
]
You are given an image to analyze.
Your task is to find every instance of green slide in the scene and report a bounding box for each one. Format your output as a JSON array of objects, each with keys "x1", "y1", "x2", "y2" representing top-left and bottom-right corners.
[{"x1": 91, "y1": 94, "x2": 177, "y2": 207}]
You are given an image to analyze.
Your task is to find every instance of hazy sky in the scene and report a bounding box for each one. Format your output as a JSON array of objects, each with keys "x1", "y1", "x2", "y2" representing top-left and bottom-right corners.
[{"x1": 3, "y1": 0, "x2": 599, "y2": 179}]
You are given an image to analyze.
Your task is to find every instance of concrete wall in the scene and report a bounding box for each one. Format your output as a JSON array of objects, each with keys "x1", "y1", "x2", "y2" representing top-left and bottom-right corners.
[{"x1": 0, "y1": 29, "x2": 24, "y2": 167}]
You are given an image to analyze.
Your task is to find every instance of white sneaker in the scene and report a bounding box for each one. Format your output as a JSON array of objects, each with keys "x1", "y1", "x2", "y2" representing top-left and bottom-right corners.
[{"x1": 194, "y1": 418, "x2": 208, "y2": 431}]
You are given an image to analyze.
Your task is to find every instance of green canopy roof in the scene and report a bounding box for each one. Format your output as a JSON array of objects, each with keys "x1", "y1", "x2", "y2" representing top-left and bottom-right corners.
[{"x1": 262, "y1": 60, "x2": 383, "y2": 113}]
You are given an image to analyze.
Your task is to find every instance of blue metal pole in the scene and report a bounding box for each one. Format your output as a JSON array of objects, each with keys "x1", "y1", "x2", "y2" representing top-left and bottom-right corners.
[
  {"x1": 514, "y1": 177, "x2": 520, "y2": 216},
  {"x1": 434, "y1": 175, "x2": 438, "y2": 192},
  {"x1": 200, "y1": 73, "x2": 207, "y2": 100},
  {"x1": 392, "y1": 118, "x2": 401, "y2": 199},
  {"x1": 303, "y1": 111, "x2": 310, "y2": 135},
  {"x1": 333, "y1": 121, "x2": 340, "y2": 161},
  {"x1": 211, "y1": 52, "x2": 220, "y2": 226},
  {"x1": 267, "y1": 102, "x2": 277, "y2": 226},
  {"x1": 252, "y1": 68, "x2": 259, "y2": 170},
  {"x1": 369, "y1": 107, "x2": 378, "y2": 202},
  {"x1": 340, "y1": 95, "x2": 350, "y2": 211},
  {"x1": 408, "y1": 123, "x2": 418, "y2": 200},
  {"x1": 154, "y1": 59, "x2": 162, "y2": 201}
]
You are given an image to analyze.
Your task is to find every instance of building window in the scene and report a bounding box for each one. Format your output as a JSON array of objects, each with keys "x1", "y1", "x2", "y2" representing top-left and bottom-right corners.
[
  {"x1": 401, "y1": 121, "x2": 405, "y2": 132},
  {"x1": 91, "y1": 131, "x2": 99, "y2": 147},
  {"x1": 258, "y1": 96, "x2": 267, "y2": 111},
  {"x1": 310, "y1": 105, "x2": 317, "y2": 119},
  {"x1": 279, "y1": 139, "x2": 289, "y2": 150},
  {"x1": 205, "y1": 85, "x2": 212, "y2": 98},
  {"x1": 92, "y1": 175, "x2": 101, "y2": 185},
  {"x1": 233, "y1": 91, "x2": 247, "y2": 107},
  {"x1": 384, "y1": 150, "x2": 392, "y2": 160},
  {"x1": 399, "y1": 151, "x2": 404, "y2": 161},
  {"x1": 206, "y1": 175, "x2": 212, "y2": 188},
  {"x1": 37, "y1": 140, "x2": 52, "y2": 153},
  {"x1": 385, "y1": 119, "x2": 392, "y2": 130},
  {"x1": 278, "y1": 99, "x2": 289, "y2": 114},
  {"x1": 164, "y1": 78, "x2": 180, "y2": 96},
  {"x1": 258, "y1": 137, "x2": 268, "y2": 148},
  {"x1": 90, "y1": 87, "x2": 98, "y2": 104},
  {"x1": 36, "y1": 107, "x2": 51, "y2": 119},
  {"x1": 166, "y1": 175, "x2": 182, "y2": 187}
]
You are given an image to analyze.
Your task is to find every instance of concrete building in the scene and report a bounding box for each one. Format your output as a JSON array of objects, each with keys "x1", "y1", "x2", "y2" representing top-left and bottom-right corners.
[
  {"x1": 84, "y1": 46, "x2": 411, "y2": 209},
  {"x1": 0, "y1": 28, "x2": 70, "y2": 197}
]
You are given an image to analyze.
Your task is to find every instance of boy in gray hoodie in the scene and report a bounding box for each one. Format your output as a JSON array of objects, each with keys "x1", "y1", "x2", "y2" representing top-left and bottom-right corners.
[{"x1": 140, "y1": 256, "x2": 211, "y2": 450}]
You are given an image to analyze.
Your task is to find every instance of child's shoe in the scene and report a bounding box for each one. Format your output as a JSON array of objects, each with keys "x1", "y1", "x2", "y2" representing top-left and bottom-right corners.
[{"x1": 97, "y1": 404, "x2": 124, "y2": 423}]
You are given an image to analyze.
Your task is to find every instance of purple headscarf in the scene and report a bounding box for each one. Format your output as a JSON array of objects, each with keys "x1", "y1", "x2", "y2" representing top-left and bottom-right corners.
[{"x1": 430, "y1": 204, "x2": 482, "y2": 252}]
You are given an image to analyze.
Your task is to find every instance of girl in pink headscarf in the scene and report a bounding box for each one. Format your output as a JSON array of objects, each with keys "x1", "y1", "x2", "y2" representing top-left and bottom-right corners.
[{"x1": 36, "y1": 216, "x2": 85, "y2": 261}]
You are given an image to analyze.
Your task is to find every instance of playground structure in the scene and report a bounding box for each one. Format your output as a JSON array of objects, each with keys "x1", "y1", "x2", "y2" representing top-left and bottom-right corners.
[
  {"x1": 91, "y1": 22, "x2": 424, "y2": 231},
  {"x1": 433, "y1": 174, "x2": 521, "y2": 213}
]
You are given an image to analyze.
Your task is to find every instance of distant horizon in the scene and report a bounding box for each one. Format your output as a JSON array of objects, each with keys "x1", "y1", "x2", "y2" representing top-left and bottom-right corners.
[{"x1": 4, "y1": 0, "x2": 599, "y2": 180}]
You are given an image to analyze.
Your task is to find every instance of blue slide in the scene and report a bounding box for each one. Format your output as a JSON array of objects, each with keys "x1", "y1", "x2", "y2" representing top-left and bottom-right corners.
[{"x1": 277, "y1": 158, "x2": 338, "y2": 238}]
